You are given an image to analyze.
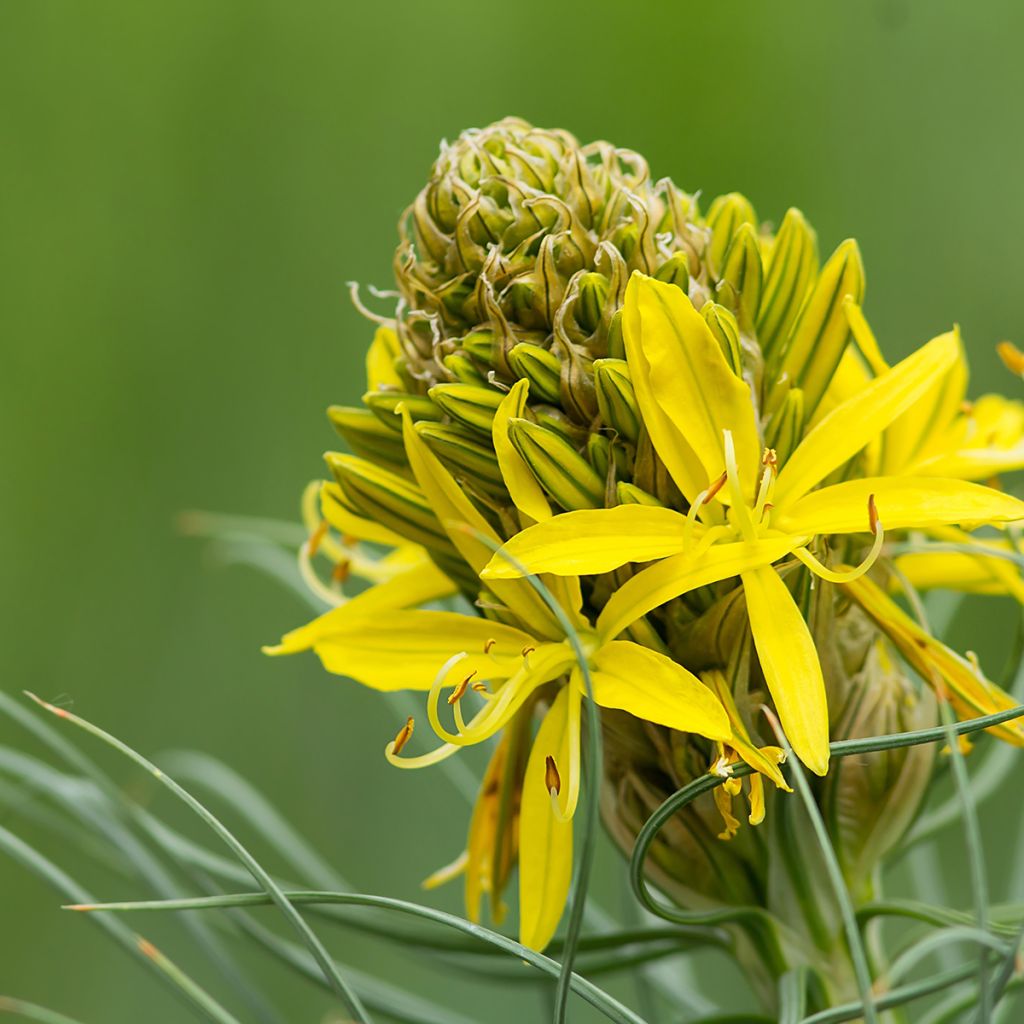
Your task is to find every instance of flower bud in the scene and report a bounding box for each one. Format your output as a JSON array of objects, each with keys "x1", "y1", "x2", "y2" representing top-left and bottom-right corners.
[
  {"x1": 716, "y1": 223, "x2": 763, "y2": 333},
  {"x1": 705, "y1": 192, "x2": 758, "y2": 279},
  {"x1": 507, "y1": 417, "x2": 604, "y2": 510},
  {"x1": 700, "y1": 302, "x2": 744, "y2": 378},
  {"x1": 362, "y1": 391, "x2": 442, "y2": 432},
  {"x1": 428, "y1": 383, "x2": 505, "y2": 436},
  {"x1": 327, "y1": 406, "x2": 407, "y2": 467},
  {"x1": 507, "y1": 343, "x2": 563, "y2": 404},
  {"x1": 414, "y1": 422, "x2": 507, "y2": 499},
  {"x1": 757, "y1": 208, "x2": 818, "y2": 357},
  {"x1": 593, "y1": 359, "x2": 641, "y2": 443},
  {"x1": 764, "y1": 387, "x2": 805, "y2": 466}
]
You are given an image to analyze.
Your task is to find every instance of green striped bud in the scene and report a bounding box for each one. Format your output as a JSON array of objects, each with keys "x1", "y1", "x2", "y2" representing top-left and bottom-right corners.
[
  {"x1": 715, "y1": 222, "x2": 763, "y2": 332},
  {"x1": 362, "y1": 391, "x2": 442, "y2": 432},
  {"x1": 779, "y1": 238, "x2": 864, "y2": 416},
  {"x1": 428, "y1": 383, "x2": 504, "y2": 436},
  {"x1": 442, "y1": 352, "x2": 488, "y2": 385},
  {"x1": 700, "y1": 303, "x2": 744, "y2": 378},
  {"x1": 507, "y1": 343, "x2": 563, "y2": 404},
  {"x1": 706, "y1": 192, "x2": 758, "y2": 279},
  {"x1": 616, "y1": 481, "x2": 662, "y2": 506},
  {"x1": 757, "y1": 208, "x2": 819, "y2": 357},
  {"x1": 654, "y1": 251, "x2": 690, "y2": 294},
  {"x1": 507, "y1": 417, "x2": 604, "y2": 511},
  {"x1": 327, "y1": 406, "x2": 407, "y2": 466},
  {"x1": 532, "y1": 404, "x2": 588, "y2": 445},
  {"x1": 324, "y1": 452, "x2": 450, "y2": 551},
  {"x1": 765, "y1": 387, "x2": 805, "y2": 466},
  {"x1": 593, "y1": 358, "x2": 641, "y2": 442},
  {"x1": 576, "y1": 272, "x2": 610, "y2": 335},
  {"x1": 460, "y1": 329, "x2": 500, "y2": 367},
  {"x1": 606, "y1": 309, "x2": 625, "y2": 360},
  {"x1": 414, "y1": 422, "x2": 506, "y2": 498}
]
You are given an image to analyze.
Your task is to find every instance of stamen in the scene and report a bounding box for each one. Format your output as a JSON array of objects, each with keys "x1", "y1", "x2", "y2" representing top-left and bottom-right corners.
[
  {"x1": 331, "y1": 558, "x2": 352, "y2": 584},
  {"x1": 484, "y1": 638, "x2": 497, "y2": 653},
  {"x1": 521, "y1": 645, "x2": 535, "y2": 658},
  {"x1": 297, "y1": 540, "x2": 346, "y2": 607},
  {"x1": 704, "y1": 471, "x2": 729, "y2": 505},
  {"x1": 723, "y1": 430, "x2": 757, "y2": 542},
  {"x1": 392, "y1": 717, "x2": 414, "y2": 755},
  {"x1": 447, "y1": 671, "x2": 477, "y2": 705},
  {"x1": 308, "y1": 520, "x2": 330, "y2": 558},
  {"x1": 471, "y1": 681, "x2": 490, "y2": 694},
  {"x1": 545, "y1": 755, "x2": 561, "y2": 796},
  {"x1": 793, "y1": 495, "x2": 885, "y2": 583}
]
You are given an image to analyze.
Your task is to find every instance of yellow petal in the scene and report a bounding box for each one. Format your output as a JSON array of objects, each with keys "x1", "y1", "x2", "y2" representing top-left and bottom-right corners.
[
  {"x1": 366, "y1": 326, "x2": 404, "y2": 390},
  {"x1": 775, "y1": 477, "x2": 1024, "y2": 535},
  {"x1": 742, "y1": 566, "x2": 829, "y2": 775},
  {"x1": 482, "y1": 505, "x2": 690, "y2": 580},
  {"x1": 591, "y1": 641, "x2": 730, "y2": 740},
  {"x1": 843, "y1": 574, "x2": 1024, "y2": 746},
  {"x1": 625, "y1": 274, "x2": 760, "y2": 502},
  {"x1": 623, "y1": 276, "x2": 708, "y2": 503},
  {"x1": 596, "y1": 537, "x2": 803, "y2": 642},
  {"x1": 776, "y1": 331, "x2": 960, "y2": 506},
  {"x1": 401, "y1": 407, "x2": 559, "y2": 637},
  {"x1": 492, "y1": 380, "x2": 552, "y2": 524},
  {"x1": 894, "y1": 549, "x2": 1024, "y2": 601},
  {"x1": 269, "y1": 610, "x2": 530, "y2": 691},
  {"x1": 519, "y1": 687, "x2": 575, "y2": 952},
  {"x1": 881, "y1": 333, "x2": 967, "y2": 475},
  {"x1": 913, "y1": 442, "x2": 1024, "y2": 481},
  {"x1": 465, "y1": 735, "x2": 511, "y2": 924}
]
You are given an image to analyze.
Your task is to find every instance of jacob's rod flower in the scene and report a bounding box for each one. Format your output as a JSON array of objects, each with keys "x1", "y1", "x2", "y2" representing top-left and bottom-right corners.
[{"x1": 484, "y1": 274, "x2": 1024, "y2": 775}]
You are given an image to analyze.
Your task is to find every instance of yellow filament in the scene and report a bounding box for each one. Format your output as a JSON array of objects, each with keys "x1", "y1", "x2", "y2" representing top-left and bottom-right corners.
[
  {"x1": 793, "y1": 518, "x2": 885, "y2": 584},
  {"x1": 297, "y1": 540, "x2": 346, "y2": 607},
  {"x1": 723, "y1": 431, "x2": 757, "y2": 542}
]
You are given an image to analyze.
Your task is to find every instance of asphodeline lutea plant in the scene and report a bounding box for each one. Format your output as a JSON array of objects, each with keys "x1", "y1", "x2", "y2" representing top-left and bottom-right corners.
[{"x1": 267, "y1": 119, "x2": 1024, "y2": 997}]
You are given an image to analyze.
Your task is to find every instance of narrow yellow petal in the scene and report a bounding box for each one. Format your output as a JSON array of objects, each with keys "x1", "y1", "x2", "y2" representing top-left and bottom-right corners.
[
  {"x1": 775, "y1": 477, "x2": 1024, "y2": 535},
  {"x1": 596, "y1": 537, "x2": 802, "y2": 642},
  {"x1": 742, "y1": 566, "x2": 830, "y2": 776},
  {"x1": 519, "y1": 688, "x2": 574, "y2": 952},
  {"x1": 894, "y1": 549, "x2": 1024, "y2": 601},
  {"x1": 622, "y1": 282, "x2": 708, "y2": 503},
  {"x1": 626, "y1": 274, "x2": 761, "y2": 499},
  {"x1": 270, "y1": 610, "x2": 530, "y2": 691},
  {"x1": 776, "y1": 331, "x2": 960, "y2": 506},
  {"x1": 591, "y1": 641, "x2": 730, "y2": 740},
  {"x1": 482, "y1": 505, "x2": 690, "y2": 580},
  {"x1": 492, "y1": 379, "x2": 552, "y2": 524},
  {"x1": 401, "y1": 407, "x2": 559, "y2": 637},
  {"x1": 366, "y1": 326, "x2": 403, "y2": 390}
]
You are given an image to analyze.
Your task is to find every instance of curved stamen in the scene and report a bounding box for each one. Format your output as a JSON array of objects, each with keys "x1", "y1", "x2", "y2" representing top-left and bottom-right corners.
[
  {"x1": 549, "y1": 679, "x2": 583, "y2": 823},
  {"x1": 384, "y1": 738, "x2": 463, "y2": 770},
  {"x1": 794, "y1": 495, "x2": 885, "y2": 583},
  {"x1": 298, "y1": 539, "x2": 346, "y2": 607},
  {"x1": 753, "y1": 449, "x2": 777, "y2": 524}
]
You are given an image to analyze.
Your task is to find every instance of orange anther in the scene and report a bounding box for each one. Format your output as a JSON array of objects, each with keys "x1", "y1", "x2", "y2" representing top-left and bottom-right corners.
[
  {"x1": 447, "y1": 671, "x2": 477, "y2": 705},
  {"x1": 392, "y1": 716, "x2": 414, "y2": 755},
  {"x1": 331, "y1": 559, "x2": 351, "y2": 584},
  {"x1": 308, "y1": 520, "x2": 330, "y2": 557},
  {"x1": 868, "y1": 494, "x2": 880, "y2": 534},
  {"x1": 484, "y1": 638, "x2": 497, "y2": 653},
  {"x1": 544, "y1": 755, "x2": 561, "y2": 796},
  {"x1": 703, "y1": 471, "x2": 729, "y2": 504}
]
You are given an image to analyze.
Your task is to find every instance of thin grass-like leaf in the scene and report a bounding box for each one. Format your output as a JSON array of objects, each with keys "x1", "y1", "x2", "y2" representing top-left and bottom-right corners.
[
  {"x1": 66, "y1": 890, "x2": 650, "y2": 1024},
  {"x1": 763, "y1": 709, "x2": 878, "y2": 1024},
  {"x1": 0, "y1": 999, "x2": 87, "y2": 1024},
  {"x1": 0, "y1": 825, "x2": 241, "y2": 1024},
  {"x1": 23, "y1": 693, "x2": 373, "y2": 1024}
]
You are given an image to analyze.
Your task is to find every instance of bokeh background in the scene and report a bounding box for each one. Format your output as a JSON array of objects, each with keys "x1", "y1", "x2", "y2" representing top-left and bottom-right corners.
[{"x1": 3, "y1": 1, "x2": 1023, "y2": 1020}]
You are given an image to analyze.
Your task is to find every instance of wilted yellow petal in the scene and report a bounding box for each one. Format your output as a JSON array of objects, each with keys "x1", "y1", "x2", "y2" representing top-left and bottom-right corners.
[
  {"x1": 591, "y1": 641, "x2": 730, "y2": 740},
  {"x1": 519, "y1": 687, "x2": 574, "y2": 952},
  {"x1": 775, "y1": 477, "x2": 1024, "y2": 535},
  {"x1": 492, "y1": 380, "x2": 551, "y2": 524},
  {"x1": 482, "y1": 505, "x2": 690, "y2": 579},
  {"x1": 596, "y1": 537, "x2": 802, "y2": 641},
  {"x1": 776, "y1": 331, "x2": 960, "y2": 506},
  {"x1": 625, "y1": 274, "x2": 761, "y2": 500},
  {"x1": 269, "y1": 610, "x2": 530, "y2": 691},
  {"x1": 844, "y1": 574, "x2": 1024, "y2": 745},
  {"x1": 742, "y1": 566, "x2": 830, "y2": 776}
]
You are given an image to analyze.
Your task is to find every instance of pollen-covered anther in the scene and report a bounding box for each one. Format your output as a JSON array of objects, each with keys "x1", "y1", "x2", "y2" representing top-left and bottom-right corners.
[
  {"x1": 471, "y1": 681, "x2": 489, "y2": 694},
  {"x1": 331, "y1": 558, "x2": 352, "y2": 584},
  {"x1": 447, "y1": 671, "x2": 477, "y2": 705},
  {"x1": 868, "y1": 493, "x2": 880, "y2": 534},
  {"x1": 521, "y1": 645, "x2": 536, "y2": 658},
  {"x1": 997, "y1": 340, "x2": 1024, "y2": 376},
  {"x1": 711, "y1": 754, "x2": 734, "y2": 778},
  {"x1": 392, "y1": 716, "x2": 414, "y2": 755},
  {"x1": 483, "y1": 638, "x2": 496, "y2": 653},
  {"x1": 544, "y1": 755, "x2": 561, "y2": 796},
  {"x1": 762, "y1": 448, "x2": 778, "y2": 469},
  {"x1": 307, "y1": 520, "x2": 330, "y2": 558}
]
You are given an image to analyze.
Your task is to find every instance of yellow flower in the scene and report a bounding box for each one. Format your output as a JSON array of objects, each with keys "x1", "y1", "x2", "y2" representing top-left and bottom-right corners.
[
  {"x1": 482, "y1": 274, "x2": 1024, "y2": 776},
  {"x1": 269, "y1": 401, "x2": 786, "y2": 951}
]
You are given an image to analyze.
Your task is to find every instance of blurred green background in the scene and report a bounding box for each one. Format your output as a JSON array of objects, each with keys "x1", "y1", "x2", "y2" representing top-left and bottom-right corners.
[{"x1": 3, "y1": 1, "x2": 1023, "y2": 1020}]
